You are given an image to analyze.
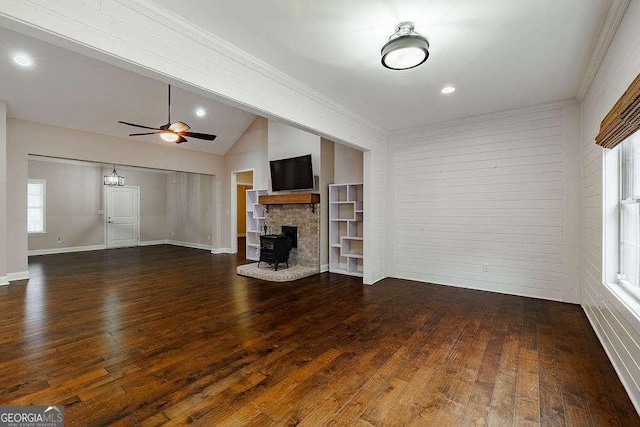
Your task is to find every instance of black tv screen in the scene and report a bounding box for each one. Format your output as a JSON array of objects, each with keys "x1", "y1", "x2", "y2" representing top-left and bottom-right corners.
[{"x1": 270, "y1": 154, "x2": 314, "y2": 191}]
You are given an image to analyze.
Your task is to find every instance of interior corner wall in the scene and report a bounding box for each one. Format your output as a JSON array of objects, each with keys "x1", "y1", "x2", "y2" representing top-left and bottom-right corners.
[
  {"x1": 7, "y1": 118, "x2": 226, "y2": 275},
  {"x1": 388, "y1": 100, "x2": 582, "y2": 303},
  {"x1": 0, "y1": 101, "x2": 7, "y2": 284},
  {"x1": 580, "y1": 0, "x2": 640, "y2": 412}
]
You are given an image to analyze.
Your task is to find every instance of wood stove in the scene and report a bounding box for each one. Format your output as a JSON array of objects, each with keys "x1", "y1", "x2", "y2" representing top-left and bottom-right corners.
[{"x1": 259, "y1": 234, "x2": 292, "y2": 271}]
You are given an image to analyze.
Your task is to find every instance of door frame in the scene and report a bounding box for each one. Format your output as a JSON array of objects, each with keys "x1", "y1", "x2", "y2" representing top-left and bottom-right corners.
[
  {"x1": 104, "y1": 185, "x2": 141, "y2": 249},
  {"x1": 230, "y1": 168, "x2": 255, "y2": 254}
]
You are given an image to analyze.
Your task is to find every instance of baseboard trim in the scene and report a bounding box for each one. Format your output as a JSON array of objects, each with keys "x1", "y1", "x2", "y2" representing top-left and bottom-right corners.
[
  {"x1": 320, "y1": 264, "x2": 329, "y2": 273},
  {"x1": 8, "y1": 271, "x2": 30, "y2": 282},
  {"x1": 583, "y1": 304, "x2": 640, "y2": 415},
  {"x1": 392, "y1": 274, "x2": 566, "y2": 303},
  {"x1": 138, "y1": 240, "x2": 167, "y2": 246},
  {"x1": 28, "y1": 245, "x2": 107, "y2": 256},
  {"x1": 166, "y1": 240, "x2": 212, "y2": 251},
  {"x1": 211, "y1": 247, "x2": 233, "y2": 254},
  {"x1": 0, "y1": 276, "x2": 8, "y2": 286}
]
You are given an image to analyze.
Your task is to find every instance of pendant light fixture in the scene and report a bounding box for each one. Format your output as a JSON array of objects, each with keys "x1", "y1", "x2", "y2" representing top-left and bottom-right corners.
[
  {"x1": 103, "y1": 165, "x2": 125, "y2": 186},
  {"x1": 381, "y1": 21, "x2": 430, "y2": 70}
]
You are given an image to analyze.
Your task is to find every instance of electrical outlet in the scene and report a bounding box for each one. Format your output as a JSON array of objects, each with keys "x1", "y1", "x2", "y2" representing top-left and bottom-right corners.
[
  {"x1": 483, "y1": 263, "x2": 489, "y2": 272},
  {"x1": 56, "y1": 237, "x2": 63, "y2": 243},
  {"x1": 207, "y1": 235, "x2": 211, "y2": 241},
  {"x1": 171, "y1": 232, "x2": 175, "y2": 238}
]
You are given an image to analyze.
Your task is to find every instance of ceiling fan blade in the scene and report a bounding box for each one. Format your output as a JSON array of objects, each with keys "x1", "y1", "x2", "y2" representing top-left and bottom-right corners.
[
  {"x1": 179, "y1": 131, "x2": 217, "y2": 141},
  {"x1": 129, "y1": 132, "x2": 161, "y2": 136},
  {"x1": 175, "y1": 136, "x2": 188, "y2": 144},
  {"x1": 118, "y1": 121, "x2": 161, "y2": 131}
]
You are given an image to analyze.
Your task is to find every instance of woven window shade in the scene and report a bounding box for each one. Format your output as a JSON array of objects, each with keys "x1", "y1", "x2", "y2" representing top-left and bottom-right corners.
[{"x1": 596, "y1": 73, "x2": 640, "y2": 149}]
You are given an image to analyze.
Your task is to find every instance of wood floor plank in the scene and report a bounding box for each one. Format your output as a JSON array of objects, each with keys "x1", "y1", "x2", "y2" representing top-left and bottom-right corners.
[{"x1": 0, "y1": 245, "x2": 635, "y2": 426}]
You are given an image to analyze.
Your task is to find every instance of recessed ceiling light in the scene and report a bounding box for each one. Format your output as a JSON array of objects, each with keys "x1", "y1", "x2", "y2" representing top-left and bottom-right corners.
[
  {"x1": 13, "y1": 54, "x2": 32, "y2": 67},
  {"x1": 195, "y1": 108, "x2": 206, "y2": 117},
  {"x1": 441, "y1": 86, "x2": 456, "y2": 94}
]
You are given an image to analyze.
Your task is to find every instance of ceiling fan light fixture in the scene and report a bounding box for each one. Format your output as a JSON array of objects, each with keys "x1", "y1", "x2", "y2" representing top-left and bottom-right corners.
[
  {"x1": 381, "y1": 22, "x2": 429, "y2": 70},
  {"x1": 160, "y1": 131, "x2": 180, "y2": 142},
  {"x1": 168, "y1": 121, "x2": 189, "y2": 132}
]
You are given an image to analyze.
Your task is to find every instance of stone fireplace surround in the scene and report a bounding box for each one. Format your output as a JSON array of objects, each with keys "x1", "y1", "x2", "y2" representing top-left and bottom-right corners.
[{"x1": 263, "y1": 203, "x2": 319, "y2": 270}]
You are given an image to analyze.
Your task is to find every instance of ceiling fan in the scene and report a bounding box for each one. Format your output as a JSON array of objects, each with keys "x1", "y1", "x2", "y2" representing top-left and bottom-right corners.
[{"x1": 118, "y1": 84, "x2": 217, "y2": 144}]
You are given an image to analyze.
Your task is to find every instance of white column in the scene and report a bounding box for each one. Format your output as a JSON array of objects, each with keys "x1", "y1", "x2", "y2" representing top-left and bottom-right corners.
[{"x1": 0, "y1": 101, "x2": 8, "y2": 285}]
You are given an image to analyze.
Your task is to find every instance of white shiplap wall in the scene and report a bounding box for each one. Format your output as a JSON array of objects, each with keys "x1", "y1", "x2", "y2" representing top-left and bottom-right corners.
[
  {"x1": 581, "y1": 0, "x2": 640, "y2": 413},
  {"x1": 388, "y1": 101, "x2": 582, "y2": 303}
]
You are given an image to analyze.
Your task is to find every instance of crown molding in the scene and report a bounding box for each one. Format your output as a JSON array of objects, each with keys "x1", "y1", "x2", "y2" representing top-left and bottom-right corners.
[{"x1": 577, "y1": 0, "x2": 631, "y2": 102}]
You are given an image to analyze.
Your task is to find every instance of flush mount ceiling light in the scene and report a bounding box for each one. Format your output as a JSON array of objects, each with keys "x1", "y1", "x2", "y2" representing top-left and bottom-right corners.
[
  {"x1": 381, "y1": 21, "x2": 429, "y2": 70},
  {"x1": 13, "y1": 54, "x2": 32, "y2": 67},
  {"x1": 195, "y1": 108, "x2": 206, "y2": 117}
]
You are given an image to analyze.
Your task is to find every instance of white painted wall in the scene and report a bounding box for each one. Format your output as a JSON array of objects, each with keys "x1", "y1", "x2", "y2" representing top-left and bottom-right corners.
[
  {"x1": 388, "y1": 101, "x2": 582, "y2": 303},
  {"x1": 223, "y1": 117, "x2": 268, "y2": 252},
  {"x1": 6, "y1": 118, "x2": 226, "y2": 275},
  {"x1": 28, "y1": 160, "x2": 104, "y2": 250},
  {"x1": 27, "y1": 158, "x2": 218, "y2": 252},
  {"x1": 225, "y1": 117, "x2": 269, "y2": 190},
  {"x1": 581, "y1": 0, "x2": 640, "y2": 412},
  {"x1": 168, "y1": 172, "x2": 213, "y2": 247},
  {"x1": 267, "y1": 120, "x2": 321, "y2": 191},
  {"x1": 334, "y1": 143, "x2": 363, "y2": 184}
]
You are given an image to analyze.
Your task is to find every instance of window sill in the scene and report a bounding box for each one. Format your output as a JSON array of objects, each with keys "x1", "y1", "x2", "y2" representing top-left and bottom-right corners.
[
  {"x1": 604, "y1": 281, "x2": 640, "y2": 324},
  {"x1": 28, "y1": 232, "x2": 47, "y2": 236}
]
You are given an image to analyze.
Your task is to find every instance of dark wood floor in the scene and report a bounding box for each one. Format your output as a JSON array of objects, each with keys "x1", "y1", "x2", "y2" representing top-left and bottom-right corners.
[{"x1": 0, "y1": 245, "x2": 638, "y2": 426}]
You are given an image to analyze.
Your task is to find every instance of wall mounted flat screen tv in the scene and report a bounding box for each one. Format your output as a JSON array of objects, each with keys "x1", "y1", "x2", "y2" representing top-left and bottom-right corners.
[{"x1": 270, "y1": 154, "x2": 314, "y2": 191}]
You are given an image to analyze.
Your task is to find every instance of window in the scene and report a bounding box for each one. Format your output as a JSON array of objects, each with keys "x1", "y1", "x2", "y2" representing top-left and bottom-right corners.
[
  {"x1": 618, "y1": 133, "x2": 640, "y2": 294},
  {"x1": 27, "y1": 179, "x2": 46, "y2": 234}
]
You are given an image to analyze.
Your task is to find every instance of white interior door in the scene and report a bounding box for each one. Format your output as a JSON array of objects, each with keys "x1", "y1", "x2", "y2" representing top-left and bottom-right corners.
[{"x1": 106, "y1": 186, "x2": 139, "y2": 248}]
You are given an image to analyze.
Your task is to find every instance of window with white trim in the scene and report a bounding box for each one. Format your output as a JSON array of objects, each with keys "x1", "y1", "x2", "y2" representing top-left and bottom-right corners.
[
  {"x1": 27, "y1": 179, "x2": 46, "y2": 234},
  {"x1": 619, "y1": 132, "x2": 640, "y2": 292}
]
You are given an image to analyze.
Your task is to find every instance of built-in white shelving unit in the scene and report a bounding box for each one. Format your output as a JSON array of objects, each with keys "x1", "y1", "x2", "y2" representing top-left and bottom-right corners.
[
  {"x1": 246, "y1": 189, "x2": 268, "y2": 261},
  {"x1": 329, "y1": 183, "x2": 363, "y2": 277}
]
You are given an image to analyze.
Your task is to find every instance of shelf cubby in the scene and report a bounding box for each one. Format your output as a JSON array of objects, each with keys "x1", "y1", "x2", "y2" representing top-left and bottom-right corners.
[
  {"x1": 245, "y1": 189, "x2": 268, "y2": 261},
  {"x1": 329, "y1": 183, "x2": 364, "y2": 277}
]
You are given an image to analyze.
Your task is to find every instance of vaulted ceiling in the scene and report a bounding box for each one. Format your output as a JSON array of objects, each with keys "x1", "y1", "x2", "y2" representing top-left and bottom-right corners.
[{"x1": 0, "y1": 26, "x2": 256, "y2": 155}]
